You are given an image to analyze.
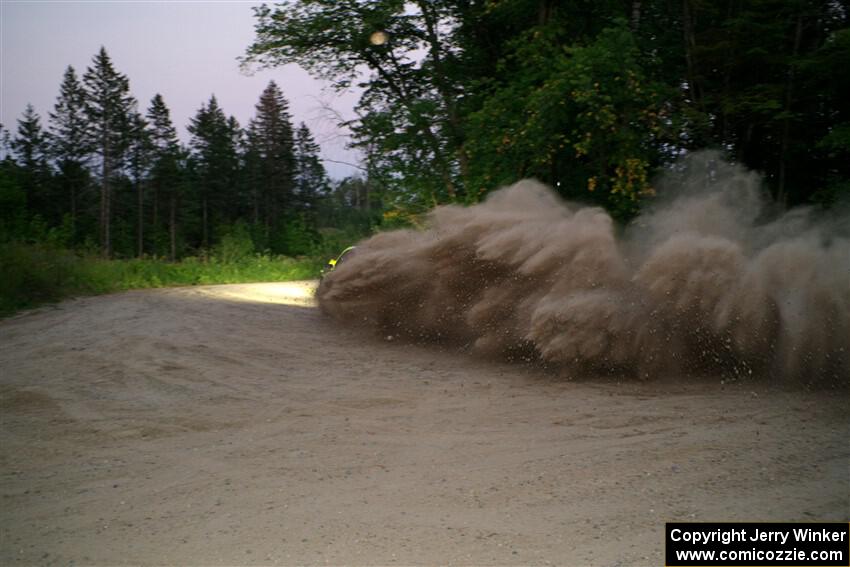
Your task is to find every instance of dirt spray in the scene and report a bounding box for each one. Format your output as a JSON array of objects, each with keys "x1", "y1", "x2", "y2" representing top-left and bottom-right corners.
[{"x1": 318, "y1": 152, "x2": 849, "y2": 386}]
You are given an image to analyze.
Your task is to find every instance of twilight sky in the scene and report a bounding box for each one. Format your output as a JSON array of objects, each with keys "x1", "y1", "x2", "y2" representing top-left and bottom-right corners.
[{"x1": 0, "y1": 0, "x2": 362, "y2": 179}]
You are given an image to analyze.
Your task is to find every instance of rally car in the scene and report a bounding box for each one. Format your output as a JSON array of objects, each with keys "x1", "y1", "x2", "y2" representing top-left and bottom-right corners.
[{"x1": 321, "y1": 245, "x2": 357, "y2": 279}]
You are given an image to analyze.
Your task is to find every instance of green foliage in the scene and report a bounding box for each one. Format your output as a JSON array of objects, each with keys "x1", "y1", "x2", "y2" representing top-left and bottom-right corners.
[
  {"x1": 243, "y1": 0, "x2": 849, "y2": 216},
  {"x1": 0, "y1": 243, "x2": 85, "y2": 314},
  {"x1": 215, "y1": 221, "x2": 255, "y2": 263},
  {"x1": 49, "y1": 66, "x2": 90, "y2": 164},
  {"x1": 12, "y1": 105, "x2": 50, "y2": 175},
  {"x1": 465, "y1": 22, "x2": 668, "y2": 218},
  {"x1": 188, "y1": 95, "x2": 241, "y2": 248},
  {"x1": 293, "y1": 122, "x2": 329, "y2": 207},
  {"x1": 82, "y1": 47, "x2": 138, "y2": 256},
  {"x1": 242, "y1": 81, "x2": 298, "y2": 248},
  {"x1": 245, "y1": 1, "x2": 468, "y2": 203},
  {"x1": 0, "y1": 160, "x2": 27, "y2": 238},
  {"x1": 277, "y1": 214, "x2": 318, "y2": 256},
  {"x1": 44, "y1": 214, "x2": 76, "y2": 248},
  {"x1": 679, "y1": 0, "x2": 850, "y2": 205},
  {"x1": 12, "y1": 105, "x2": 56, "y2": 221},
  {"x1": 378, "y1": 207, "x2": 421, "y2": 230},
  {"x1": 0, "y1": 241, "x2": 323, "y2": 317},
  {"x1": 313, "y1": 227, "x2": 364, "y2": 258},
  {"x1": 145, "y1": 93, "x2": 183, "y2": 259},
  {"x1": 818, "y1": 123, "x2": 850, "y2": 154}
]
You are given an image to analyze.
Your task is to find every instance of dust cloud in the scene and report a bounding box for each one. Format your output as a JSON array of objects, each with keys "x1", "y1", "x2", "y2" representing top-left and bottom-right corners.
[{"x1": 317, "y1": 152, "x2": 849, "y2": 386}]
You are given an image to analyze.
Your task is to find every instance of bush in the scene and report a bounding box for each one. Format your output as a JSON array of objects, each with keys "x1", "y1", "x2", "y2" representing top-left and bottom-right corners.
[
  {"x1": 215, "y1": 221, "x2": 255, "y2": 263},
  {"x1": 0, "y1": 243, "x2": 84, "y2": 314}
]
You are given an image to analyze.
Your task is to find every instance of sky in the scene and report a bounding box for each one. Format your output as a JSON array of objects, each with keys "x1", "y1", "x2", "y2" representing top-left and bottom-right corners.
[{"x1": 0, "y1": 0, "x2": 363, "y2": 179}]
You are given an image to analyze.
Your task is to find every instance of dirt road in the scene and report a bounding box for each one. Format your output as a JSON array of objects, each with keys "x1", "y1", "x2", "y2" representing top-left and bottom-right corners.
[{"x1": 1, "y1": 282, "x2": 847, "y2": 565}]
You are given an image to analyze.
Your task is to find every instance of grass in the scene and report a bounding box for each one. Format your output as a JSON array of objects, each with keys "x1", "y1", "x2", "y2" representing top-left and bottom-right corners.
[{"x1": 0, "y1": 242, "x2": 324, "y2": 317}]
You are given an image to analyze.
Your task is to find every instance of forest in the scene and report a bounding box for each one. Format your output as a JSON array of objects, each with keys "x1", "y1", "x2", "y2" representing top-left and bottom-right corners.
[
  {"x1": 0, "y1": 49, "x2": 359, "y2": 260},
  {"x1": 244, "y1": 0, "x2": 849, "y2": 217},
  {"x1": 1, "y1": 0, "x2": 848, "y2": 309}
]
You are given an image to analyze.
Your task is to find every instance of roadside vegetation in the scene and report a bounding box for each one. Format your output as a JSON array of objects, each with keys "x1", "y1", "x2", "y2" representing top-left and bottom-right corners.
[{"x1": 0, "y1": 240, "x2": 325, "y2": 317}]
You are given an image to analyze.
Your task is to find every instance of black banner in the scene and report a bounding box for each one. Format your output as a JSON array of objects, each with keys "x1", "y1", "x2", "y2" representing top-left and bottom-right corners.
[{"x1": 666, "y1": 523, "x2": 850, "y2": 566}]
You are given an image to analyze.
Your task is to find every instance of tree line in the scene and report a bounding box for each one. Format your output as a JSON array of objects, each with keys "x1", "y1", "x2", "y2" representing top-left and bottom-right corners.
[
  {"x1": 0, "y1": 47, "x2": 352, "y2": 260},
  {"x1": 4, "y1": 1, "x2": 847, "y2": 262},
  {"x1": 245, "y1": 0, "x2": 849, "y2": 219}
]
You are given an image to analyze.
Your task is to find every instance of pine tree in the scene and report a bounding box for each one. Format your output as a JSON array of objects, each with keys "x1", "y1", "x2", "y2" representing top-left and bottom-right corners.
[
  {"x1": 293, "y1": 122, "x2": 328, "y2": 209},
  {"x1": 12, "y1": 105, "x2": 49, "y2": 172},
  {"x1": 188, "y1": 95, "x2": 239, "y2": 249},
  {"x1": 0, "y1": 123, "x2": 11, "y2": 158},
  {"x1": 12, "y1": 105, "x2": 52, "y2": 218},
  {"x1": 245, "y1": 81, "x2": 295, "y2": 248},
  {"x1": 49, "y1": 66, "x2": 91, "y2": 232},
  {"x1": 146, "y1": 94, "x2": 182, "y2": 260},
  {"x1": 126, "y1": 111, "x2": 152, "y2": 257},
  {"x1": 225, "y1": 115, "x2": 248, "y2": 220},
  {"x1": 242, "y1": 124, "x2": 263, "y2": 227},
  {"x1": 0, "y1": 123, "x2": 27, "y2": 237},
  {"x1": 82, "y1": 46, "x2": 137, "y2": 257}
]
